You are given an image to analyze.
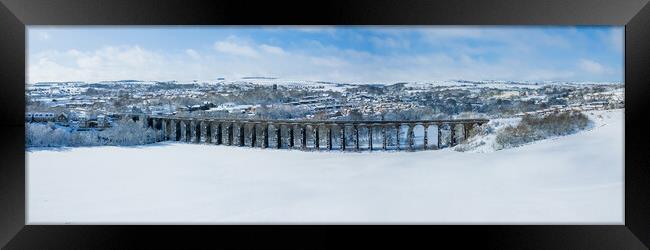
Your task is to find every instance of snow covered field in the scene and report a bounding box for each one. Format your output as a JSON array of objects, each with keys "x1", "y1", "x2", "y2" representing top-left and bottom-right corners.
[{"x1": 27, "y1": 109, "x2": 624, "y2": 224}]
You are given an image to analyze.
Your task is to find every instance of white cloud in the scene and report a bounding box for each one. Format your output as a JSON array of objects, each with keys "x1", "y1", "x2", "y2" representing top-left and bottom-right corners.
[
  {"x1": 291, "y1": 26, "x2": 337, "y2": 34},
  {"x1": 579, "y1": 59, "x2": 612, "y2": 75},
  {"x1": 309, "y1": 57, "x2": 348, "y2": 67},
  {"x1": 525, "y1": 69, "x2": 575, "y2": 81},
  {"x1": 609, "y1": 29, "x2": 623, "y2": 52},
  {"x1": 75, "y1": 54, "x2": 101, "y2": 68},
  {"x1": 213, "y1": 38, "x2": 259, "y2": 58},
  {"x1": 259, "y1": 44, "x2": 286, "y2": 55},
  {"x1": 28, "y1": 29, "x2": 622, "y2": 84},
  {"x1": 415, "y1": 27, "x2": 573, "y2": 56},
  {"x1": 185, "y1": 49, "x2": 200, "y2": 59},
  {"x1": 35, "y1": 31, "x2": 50, "y2": 41},
  {"x1": 28, "y1": 42, "x2": 593, "y2": 84},
  {"x1": 29, "y1": 46, "x2": 170, "y2": 83},
  {"x1": 419, "y1": 27, "x2": 484, "y2": 41},
  {"x1": 369, "y1": 36, "x2": 409, "y2": 49}
]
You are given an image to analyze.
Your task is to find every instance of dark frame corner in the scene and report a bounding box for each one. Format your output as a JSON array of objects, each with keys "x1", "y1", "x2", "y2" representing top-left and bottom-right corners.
[{"x1": 1, "y1": 0, "x2": 649, "y2": 249}]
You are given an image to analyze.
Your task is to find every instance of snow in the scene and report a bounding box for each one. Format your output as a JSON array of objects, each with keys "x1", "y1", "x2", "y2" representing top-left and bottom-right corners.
[
  {"x1": 27, "y1": 109, "x2": 624, "y2": 224},
  {"x1": 225, "y1": 78, "x2": 356, "y2": 92},
  {"x1": 452, "y1": 116, "x2": 522, "y2": 153},
  {"x1": 456, "y1": 109, "x2": 620, "y2": 154},
  {"x1": 403, "y1": 80, "x2": 624, "y2": 92}
]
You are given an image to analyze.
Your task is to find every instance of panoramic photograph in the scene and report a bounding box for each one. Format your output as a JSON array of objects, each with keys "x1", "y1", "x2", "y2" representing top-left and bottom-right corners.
[{"x1": 25, "y1": 26, "x2": 624, "y2": 224}]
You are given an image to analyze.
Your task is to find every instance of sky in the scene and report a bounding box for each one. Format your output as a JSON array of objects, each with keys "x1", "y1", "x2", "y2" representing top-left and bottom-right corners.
[{"x1": 27, "y1": 26, "x2": 624, "y2": 84}]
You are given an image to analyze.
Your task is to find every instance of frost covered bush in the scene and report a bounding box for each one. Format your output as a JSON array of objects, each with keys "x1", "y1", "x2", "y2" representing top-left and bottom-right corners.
[
  {"x1": 27, "y1": 122, "x2": 101, "y2": 147},
  {"x1": 100, "y1": 119, "x2": 157, "y2": 146},
  {"x1": 26, "y1": 122, "x2": 71, "y2": 147},
  {"x1": 26, "y1": 119, "x2": 157, "y2": 147},
  {"x1": 453, "y1": 139, "x2": 486, "y2": 152},
  {"x1": 495, "y1": 123, "x2": 536, "y2": 150},
  {"x1": 68, "y1": 130, "x2": 101, "y2": 146},
  {"x1": 495, "y1": 111, "x2": 590, "y2": 150},
  {"x1": 522, "y1": 111, "x2": 590, "y2": 136}
]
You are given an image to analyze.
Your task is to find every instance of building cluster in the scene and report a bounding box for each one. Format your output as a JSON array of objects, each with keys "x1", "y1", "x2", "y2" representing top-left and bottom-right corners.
[
  {"x1": 26, "y1": 111, "x2": 111, "y2": 129},
  {"x1": 26, "y1": 79, "x2": 625, "y2": 130}
]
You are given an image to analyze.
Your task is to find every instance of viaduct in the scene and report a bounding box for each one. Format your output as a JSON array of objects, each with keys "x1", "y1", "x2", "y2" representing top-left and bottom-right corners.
[{"x1": 128, "y1": 115, "x2": 488, "y2": 151}]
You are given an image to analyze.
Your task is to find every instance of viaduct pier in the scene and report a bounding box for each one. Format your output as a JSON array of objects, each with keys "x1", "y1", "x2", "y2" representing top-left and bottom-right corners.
[{"x1": 133, "y1": 115, "x2": 488, "y2": 151}]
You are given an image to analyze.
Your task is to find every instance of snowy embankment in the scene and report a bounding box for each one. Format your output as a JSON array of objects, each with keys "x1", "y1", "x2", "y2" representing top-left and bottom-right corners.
[
  {"x1": 27, "y1": 109, "x2": 623, "y2": 224},
  {"x1": 456, "y1": 110, "x2": 608, "y2": 153}
]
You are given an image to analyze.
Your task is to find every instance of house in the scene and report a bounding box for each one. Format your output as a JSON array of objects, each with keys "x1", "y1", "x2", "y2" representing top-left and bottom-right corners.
[
  {"x1": 55, "y1": 113, "x2": 69, "y2": 124},
  {"x1": 26, "y1": 112, "x2": 56, "y2": 122},
  {"x1": 97, "y1": 115, "x2": 107, "y2": 127}
]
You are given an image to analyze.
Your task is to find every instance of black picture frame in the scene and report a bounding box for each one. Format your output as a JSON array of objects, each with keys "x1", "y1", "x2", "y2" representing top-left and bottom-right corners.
[{"x1": 1, "y1": 0, "x2": 649, "y2": 248}]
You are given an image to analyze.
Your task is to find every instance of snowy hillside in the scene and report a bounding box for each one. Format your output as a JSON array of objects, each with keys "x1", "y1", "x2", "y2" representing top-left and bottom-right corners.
[
  {"x1": 218, "y1": 78, "x2": 624, "y2": 92},
  {"x1": 37, "y1": 78, "x2": 621, "y2": 90},
  {"x1": 27, "y1": 109, "x2": 623, "y2": 224},
  {"x1": 224, "y1": 78, "x2": 356, "y2": 92},
  {"x1": 455, "y1": 109, "x2": 621, "y2": 153}
]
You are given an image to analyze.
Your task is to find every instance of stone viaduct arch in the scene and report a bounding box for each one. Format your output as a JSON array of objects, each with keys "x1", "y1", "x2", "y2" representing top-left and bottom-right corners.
[{"x1": 135, "y1": 114, "x2": 488, "y2": 152}]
